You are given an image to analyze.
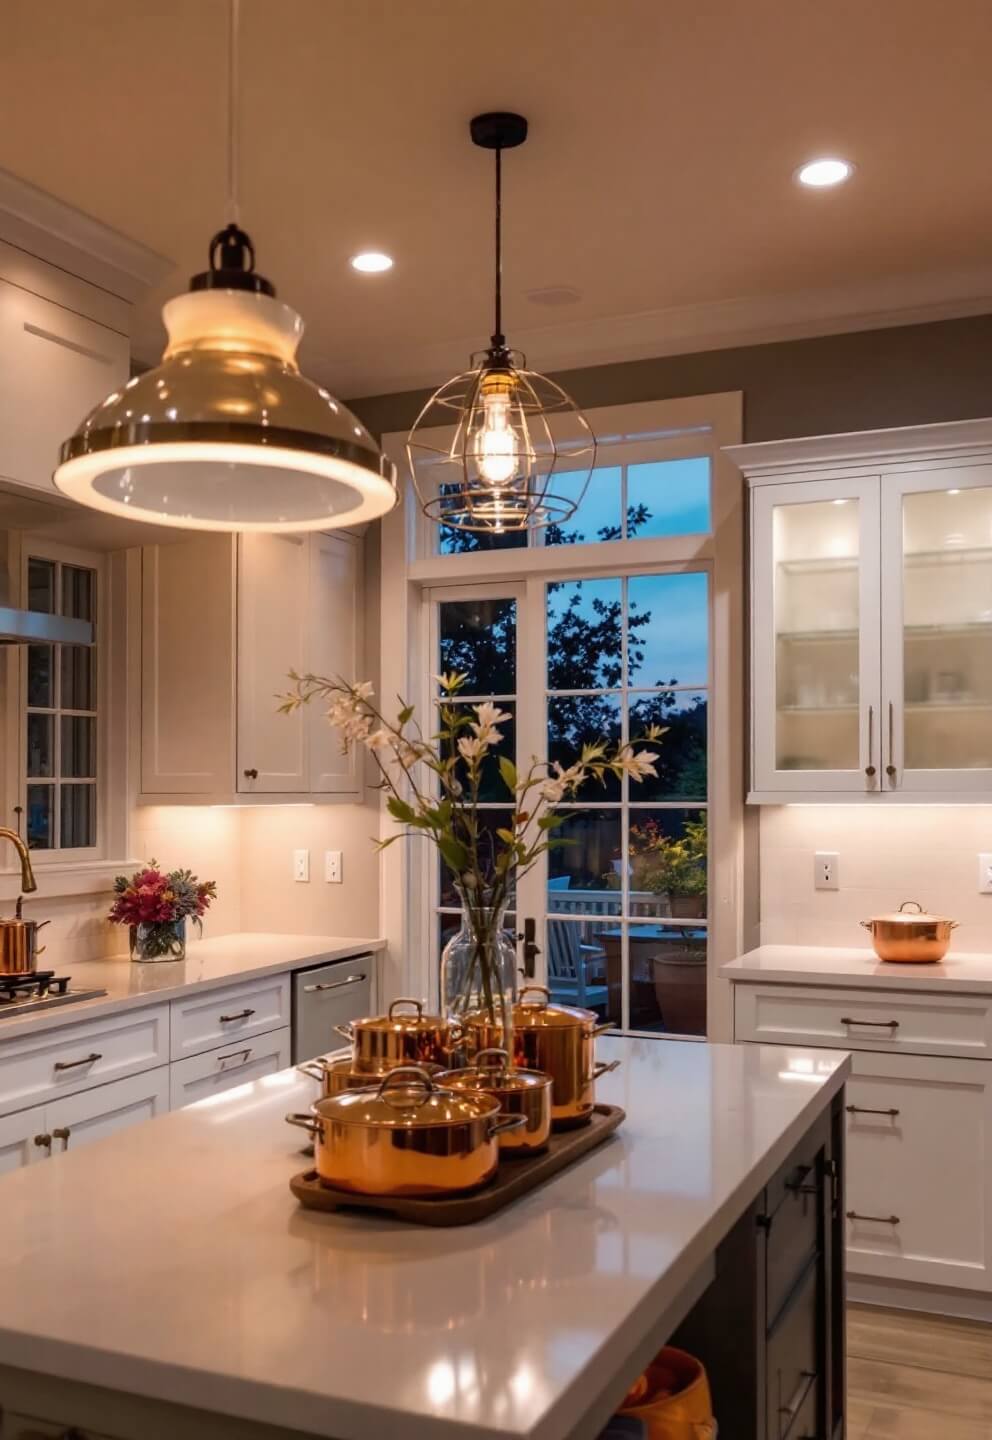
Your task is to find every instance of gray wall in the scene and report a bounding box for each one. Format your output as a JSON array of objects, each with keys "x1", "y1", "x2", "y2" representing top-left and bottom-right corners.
[{"x1": 350, "y1": 313, "x2": 992, "y2": 444}]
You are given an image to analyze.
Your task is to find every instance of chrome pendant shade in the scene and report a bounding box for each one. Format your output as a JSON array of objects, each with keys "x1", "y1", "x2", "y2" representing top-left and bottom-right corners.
[
  {"x1": 55, "y1": 225, "x2": 397, "y2": 533},
  {"x1": 407, "y1": 112, "x2": 595, "y2": 534}
]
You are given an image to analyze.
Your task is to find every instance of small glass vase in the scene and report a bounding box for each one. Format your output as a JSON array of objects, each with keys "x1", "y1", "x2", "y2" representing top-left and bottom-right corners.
[
  {"x1": 129, "y1": 919, "x2": 186, "y2": 963},
  {"x1": 440, "y1": 888, "x2": 517, "y2": 1059}
]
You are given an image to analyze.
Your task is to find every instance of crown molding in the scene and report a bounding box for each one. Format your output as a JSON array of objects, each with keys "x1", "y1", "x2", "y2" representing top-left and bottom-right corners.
[
  {"x1": 727, "y1": 416, "x2": 992, "y2": 478},
  {"x1": 337, "y1": 263, "x2": 992, "y2": 401},
  {"x1": 0, "y1": 167, "x2": 173, "y2": 302}
]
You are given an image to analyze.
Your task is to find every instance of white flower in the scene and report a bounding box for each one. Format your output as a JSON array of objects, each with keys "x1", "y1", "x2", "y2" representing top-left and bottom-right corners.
[
  {"x1": 353, "y1": 681, "x2": 375, "y2": 701},
  {"x1": 457, "y1": 735, "x2": 487, "y2": 762},
  {"x1": 473, "y1": 701, "x2": 512, "y2": 733},
  {"x1": 616, "y1": 747, "x2": 659, "y2": 780},
  {"x1": 365, "y1": 728, "x2": 392, "y2": 751},
  {"x1": 539, "y1": 778, "x2": 567, "y2": 805}
]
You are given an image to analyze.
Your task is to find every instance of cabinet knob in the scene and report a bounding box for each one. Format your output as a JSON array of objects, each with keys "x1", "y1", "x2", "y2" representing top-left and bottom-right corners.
[
  {"x1": 33, "y1": 1132, "x2": 52, "y2": 1152},
  {"x1": 243, "y1": 767, "x2": 258, "y2": 780},
  {"x1": 53, "y1": 1126, "x2": 71, "y2": 1151}
]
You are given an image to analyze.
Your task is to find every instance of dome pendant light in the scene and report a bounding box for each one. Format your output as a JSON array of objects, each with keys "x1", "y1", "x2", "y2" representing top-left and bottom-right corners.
[
  {"x1": 54, "y1": 3, "x2": 396, "y2": 533},
  {"x1": 407, "y1": 113, "x2": 595, "y2": 535}
]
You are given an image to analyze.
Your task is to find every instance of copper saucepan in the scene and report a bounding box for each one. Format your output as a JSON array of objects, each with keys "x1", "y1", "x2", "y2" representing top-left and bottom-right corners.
[
  {"x1": 336, "y1": 997, "x2": 460, "y2": 1073},
  {"x1": 286, "y1": 1066, "x2": 524, "y2": 1196},
  {"x1": 0, "y1": 914, "x2": 50, "y2": 975},
  {"x1": 464, "y1": 985, "x2": 619, "y2": 1129},
  {"x1": 860, "y1": 900, "x2": 958, "y2": 963},
  {"x1": 298, "y1": 1054, "x2": 443, "y2": 1099},
  {"x1": 438, "y1": 1048, "x2": 553, "y2": 1155}
]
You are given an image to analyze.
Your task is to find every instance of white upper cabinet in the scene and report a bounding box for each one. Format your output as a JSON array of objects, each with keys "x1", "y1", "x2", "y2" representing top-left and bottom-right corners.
[
  {"x1": 731, "y1": 419, "x2": 992, "y2": 802},
  {"x1": 140, "y1": 529, "x2": 363, "y2": 803}
]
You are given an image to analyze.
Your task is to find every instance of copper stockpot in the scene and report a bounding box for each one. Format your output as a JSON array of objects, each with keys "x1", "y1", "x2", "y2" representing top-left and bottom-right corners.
[
  {"x1": 298, "y1": 1054, "x2": 443, "y2": 1099},
  {"x1": 860, "y1": 900, "x2": 958, "y2": 963},
  {"x1": 438, "y1": 1048, "x2": 553, "y2": 1155},
  {"x1": 286, "y1": 1066, "x2": 525, "y2": 1196},
  {"x1": 0, "y1": 916, "x2": 50, "y2": 975},
  {"x1": 465, "y1": 985, "x2": 619, "y2": 1129},
  {"x1": 336, "y1": 997, "x2": 459, "y2": 1073}
]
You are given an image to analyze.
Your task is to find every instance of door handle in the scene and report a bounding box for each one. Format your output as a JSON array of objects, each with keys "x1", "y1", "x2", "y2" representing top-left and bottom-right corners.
[
  {"x1": 885, "y1": 701, "x2": 897, "y2": 781},
  {"x1": 219, "y1": 1008, "x2": 256, "y2": 1023},
  {"x1": 52, "y1": 1126, "x2": 71, "y2": 1151},
  {"x1": 302, "y1": 974, "x2": 367, "y2": 993},
  {"x1": 217, "y1": 1048, "x2": 253, "y2": 1070},
  {"x1": 243, "y1": 767, "x2": 258, "y2": 780},
  {"x1": 847, "y1": 1209, "x2": 900, "y2": 1225},
  {"x1": 33, "y1": 1132, "x2": 52, "y2": 1153},
  {"x1": 518, "y1": 918, "x2": 541, "y2": 979},
  {"x1": 840, "y1": 1016, "x2": 899, "y2": 1029},
  {"x1": 779, "y1": 1371, "x2": 816, "y2": 1421},
  {"x1": 54, "y1": 1052, "x2": 102, "y2": 1071},
  {"x1": 846, "y1": 1104, "x2": 900, "y2": 1117},
  {"x1": 865, "y1": 704, "x2": 876, "y2": 779}
]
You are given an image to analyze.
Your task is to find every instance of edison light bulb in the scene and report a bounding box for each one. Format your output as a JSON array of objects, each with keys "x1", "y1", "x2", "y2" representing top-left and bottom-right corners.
[{"x1": 475, "y1": 384, "x2": 517, "y2": 486}]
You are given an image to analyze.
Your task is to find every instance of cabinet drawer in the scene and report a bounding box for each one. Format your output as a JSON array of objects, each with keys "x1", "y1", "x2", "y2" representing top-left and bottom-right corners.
[
  {"x1": 46, "y1": 1069, "x2": 170, "y2": 1156},
  {"x1": 764, "y1": 1157, "x2": 822, "y2": 1329},
  {"x1": 844, "y1": 1050, "x2": 992, "y2": 1291},
  {"x1": 170, "y1": 974, "x2": 290, "y2": 1060},
  {"x1": 734, "y1": 982, "x2": 992, "y2": 1059},
  {"x1": 766, "y1": 1259, "x2": 819, "y2": 1440},
  {"x1": 0, "y1": 1005, "x2": 169, "y2": 1118},
  {"x1": 170, "y1": 1026, "x2": 291, "y2": 1108}
]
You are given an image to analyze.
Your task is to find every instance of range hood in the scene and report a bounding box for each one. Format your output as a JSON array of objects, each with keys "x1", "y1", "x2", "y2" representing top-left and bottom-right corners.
[{"x1": 0, "y1": 606, "x2": 93, "y2": 647}]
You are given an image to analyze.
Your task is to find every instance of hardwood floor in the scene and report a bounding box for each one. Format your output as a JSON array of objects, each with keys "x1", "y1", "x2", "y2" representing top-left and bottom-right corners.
[{"x1": 848, "y1": 1303, "x2": 992, "y2": 1438}]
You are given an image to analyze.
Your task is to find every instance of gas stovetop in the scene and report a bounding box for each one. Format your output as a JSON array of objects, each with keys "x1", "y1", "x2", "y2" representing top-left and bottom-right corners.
[{"x1": 0, "y1": 970, "x2": 108, "y2": 1019}]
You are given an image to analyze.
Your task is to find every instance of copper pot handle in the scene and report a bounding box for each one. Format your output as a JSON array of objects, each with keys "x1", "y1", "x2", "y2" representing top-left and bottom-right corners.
[
  {"x1": 489, "y1": 1112, "x2": 528, "y2": 1138},
  {"x1": 297, "y1": 1060, "x2": 326, "y2": 1081},
  {"x1": 376, "y1": 1065, "x2": 436, "y2": 1095},
  {"x1": 593, "y1": 1022, "x2": 616, "y2": 1036},
  {"x1": 859, "y1": 920, "x2": 873, "y2": 931},
  {"x1": 285, "y1": 1112, "x2": 321, "y2": 1138},
  {"x1": 898, "y1": 900, "x2": 924, "y2": 914},
  {"x1": 388, "y1": 997, "x2": 426, "y2": 1019},
  {"x1": 474, "y1": 1048, "x2": 511, "y2": 1074},
  {"x1": 588, "y1": 1059, "x2": 621, "y2": 1082},
  {"x1": 334, "y1": 1022, "x2": 355, "y2": 1043},
  {"x1": 519, "y1": 984, "x2": 550, "y2": 1007}
]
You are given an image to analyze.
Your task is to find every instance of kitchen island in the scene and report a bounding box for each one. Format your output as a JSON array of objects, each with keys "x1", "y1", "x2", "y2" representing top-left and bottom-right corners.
[{"x1": 0, "y1": 1037, "x2": 849, "y2": 1440}]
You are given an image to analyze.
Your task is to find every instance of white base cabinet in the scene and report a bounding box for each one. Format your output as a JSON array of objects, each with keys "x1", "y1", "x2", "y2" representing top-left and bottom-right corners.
[
  {"x1": 732, "y1": 976, "x2": 992, "y2": 1301},
  {"x1": 0, "y1": 1070, "x2": 171, "y2": 1175},
  {"x1": 169, "y1": 1026, "x2": 291, "y2": 1108}
]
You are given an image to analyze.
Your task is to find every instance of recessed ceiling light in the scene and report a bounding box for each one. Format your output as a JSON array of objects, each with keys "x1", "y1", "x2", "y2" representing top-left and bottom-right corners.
[
  {"x1": 795, "y1": 157, "x2": 855, "y2": 188},
  {"x1": 350, "y1": 251, "x2": 393, "y2": 273}
]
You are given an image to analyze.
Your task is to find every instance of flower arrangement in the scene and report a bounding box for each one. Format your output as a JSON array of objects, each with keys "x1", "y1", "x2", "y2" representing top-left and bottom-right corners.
[
  {"x1": 281, "y1": 670, "x2": 663, "y2": 1030},
  {"x1": 109, "y1": 861, "x2": 217, "y2": 961}
]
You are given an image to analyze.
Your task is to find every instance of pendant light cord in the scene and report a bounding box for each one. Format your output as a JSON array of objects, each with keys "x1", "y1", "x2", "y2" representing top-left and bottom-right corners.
[
  {"x1": 492, "y1": 145, "x2": 504, "y2": 349},
  {"x1": 227, "y1": 0, "x2": 241, "y2": 225}
]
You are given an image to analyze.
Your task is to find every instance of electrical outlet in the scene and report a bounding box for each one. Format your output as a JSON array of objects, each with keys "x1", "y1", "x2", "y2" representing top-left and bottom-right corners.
[
  {"x1": 814, "y1": 851, "x2": 839, "y2": 891},
  {"x1": 293, "y1": 848, "x2": 310, "y2": 883},
  {"x1": 325, "y1": 850, "x2": 343, "y2": 884},
  {"x1": 980, "y1": 854, "x2": 992, "y2": 894}
]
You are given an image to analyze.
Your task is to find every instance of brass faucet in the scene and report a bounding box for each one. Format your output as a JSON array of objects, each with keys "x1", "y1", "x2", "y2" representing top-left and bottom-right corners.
[{"x1": 0, "y1": 827, "x2": 37, "y2": 895}]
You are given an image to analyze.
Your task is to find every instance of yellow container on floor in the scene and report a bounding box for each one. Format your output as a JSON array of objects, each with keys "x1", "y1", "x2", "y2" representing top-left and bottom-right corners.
[{"x1": 615, "y1": 1347, "x2": 716, "y2": 1439}]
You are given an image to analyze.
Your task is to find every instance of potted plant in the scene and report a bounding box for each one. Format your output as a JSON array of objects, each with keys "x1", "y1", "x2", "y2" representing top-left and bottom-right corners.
[
  {"x1": 627, "y1": 816, "x2": 707, "y2": 919},
  {"x1": 282, "y1": 671, "x2": 662, "y2": 1045},
  {"x1": 109, "y1": 861, "x2": 217, "y2": 962}
]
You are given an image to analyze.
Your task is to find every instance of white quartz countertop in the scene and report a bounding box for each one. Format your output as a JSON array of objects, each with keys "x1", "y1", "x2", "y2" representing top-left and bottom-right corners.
[
  {"x1": 722, "y1": 944, "x2": 992, "y2": 993},
  {"x1": 0, "y1": 1036, "x2": 849, "y2": 1440},
  {"x1": 0, "y1": 933, "x2": 384, "y2": 1040}
]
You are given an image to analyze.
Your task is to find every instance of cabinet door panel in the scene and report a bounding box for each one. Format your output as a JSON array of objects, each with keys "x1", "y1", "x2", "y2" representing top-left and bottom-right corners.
[
  {"x1": 882, "y1": 464, "x2": 992, "y2": 794},
  {"x1": 44, "y1": 1069, "x2": 170, "y2": 1155},
  {"x1": 0, "y1": 1103, "x2": 49, "y2": 1176},
  {"x1": 308, "y1": 532, "x2": 362, "y2": 794},
  {"x1": 845, "y1": 1050, "x2": 992, "y2": 1290},
  {"x1": 237, "y1": 533, "x2": 307, "y2": 793},
  {"x1": 751, "y1": 475, "x2": 882, "y2": 796},
  {"x1": 0, "y1": 279, "x2": 127, "y2": 494},
  {"x1": 141, "y1": 536, "x2": 237, "y2": 795}
]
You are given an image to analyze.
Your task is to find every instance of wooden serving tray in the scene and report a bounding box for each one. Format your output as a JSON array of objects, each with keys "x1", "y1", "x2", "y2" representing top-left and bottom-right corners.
[{"x1": 290, "y1": 1102, "x2": 625, "y2": 1226}]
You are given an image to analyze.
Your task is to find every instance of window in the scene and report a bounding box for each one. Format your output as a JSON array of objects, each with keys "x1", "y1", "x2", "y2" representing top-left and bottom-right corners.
[{"x1": 22, "y1": 549, "x2": 100, "y2": 853}]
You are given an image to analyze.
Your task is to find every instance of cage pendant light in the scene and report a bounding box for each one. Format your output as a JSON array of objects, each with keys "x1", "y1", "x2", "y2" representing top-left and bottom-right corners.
[
  {"x1": 54, "y1": 1, "x2": 396, "y2": 533},
  {"x1": 407, "y1": 113, "x2": 595, "y2": 534}
]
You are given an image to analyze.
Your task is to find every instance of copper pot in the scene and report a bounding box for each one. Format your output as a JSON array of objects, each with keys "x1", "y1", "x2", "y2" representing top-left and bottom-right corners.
[
  {"x1": 336, "y1": 998, "x2": 459, "y2": 1073},
  {"x1": 286, "y1": 1066, "x2": 525, "y2": 1196},
  {"x1": 438, "y1": 1048, "x2": 553, "y2": 1155},
  {"x1": 0, "y1": 916, "x2": 50, "y2": 975},
  {"x1": 299, "y1": 1054, "x2": 443, "y2": 1099},
  {"x1": 465, "y1": 985, "x2": 619, "y2": 1129},
  {"x1": 860, "y1": 900, "x2": 958, "y2": 963}
]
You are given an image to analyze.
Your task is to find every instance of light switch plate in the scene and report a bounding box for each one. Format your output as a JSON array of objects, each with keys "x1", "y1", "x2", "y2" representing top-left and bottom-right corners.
[
  {"x1": 814, "y1": 851, "x2": 839, "y2": 890},
  {"x1": 980, "y1": 854, "x2": 992, "y2": 894},
  {"x1": 293, "y1": 849, "x2": 310, "y2": 883},
  {"x1": 325, "y1": 850, "x2": 343, "y2": 884}
]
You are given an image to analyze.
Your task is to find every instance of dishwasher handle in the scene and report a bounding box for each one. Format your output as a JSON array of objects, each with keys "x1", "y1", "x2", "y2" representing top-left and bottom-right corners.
[{"x1": 302, "y1": 972, "x2": 367, "y2": 994}]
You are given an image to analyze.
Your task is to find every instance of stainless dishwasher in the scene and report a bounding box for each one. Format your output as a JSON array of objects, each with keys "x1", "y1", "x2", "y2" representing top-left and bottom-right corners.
[{"x1": 292, "y1": 955, "x2": 373, "y2": 1062}]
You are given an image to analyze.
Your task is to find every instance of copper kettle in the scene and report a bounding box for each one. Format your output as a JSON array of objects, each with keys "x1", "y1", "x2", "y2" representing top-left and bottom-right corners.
[{"x1": 0, "y1": 896, "x2": 50, "y2": 975}]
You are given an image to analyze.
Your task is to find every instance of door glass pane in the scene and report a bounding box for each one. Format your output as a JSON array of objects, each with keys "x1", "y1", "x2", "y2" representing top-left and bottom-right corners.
[
  {"x1": 441, "y1": 701, "x2": 516, "y2": 801},
  {"x1": 60, "y1": 783, "x2": 96, "y2": 848},
  {"x1": 627, "y1": 810, "x2": 707, "y2": 920},
  {"x1": 547, "y1": 693, "x2": 622, "y2": 800},
  {"x1": 547, "y1": 809, "x2": 622, "y2": 910},
  {"x1": 547, "y1": 918, "x2": 616, "y2": 1026},
  {"x1": 773, "y1": 498, "x2": 860, "y2": 771},
  {"x1": 627, "y1": 458, "x2": 711, "y2": 538},
  {"x1": 439, "y1": 598, "x2": 516, "y2": 694},
  {"x1": 628, "y1": 573, "x2": 708, "y2": 687},
  {"x1": 27, "y1": 558, "x2": 55, "y2": 614},
  {"x1": 547, "y1": 578, "x2": 623, "y2": 689},
  {"x1": 630, "y1": 693, "x2": 707, "y2": 801},
  {"x1": 628, "y1": 922, "x2": 707, "y2": 1035},
  {"x1": 26, "y1": 784, "x2": 53, "y2": 849},
  {"x1": 27, "y1": 645, "x2": 53, "y2": 708},
  {"x1": 62, "y1": 565, "x2": 95, "y2": 621},
  {"x1": 26, "y1": 713, "x2": 53, "y2": 777},
  {"x1": 903, "y1": 486, "x2": 992, "y2": 770}
]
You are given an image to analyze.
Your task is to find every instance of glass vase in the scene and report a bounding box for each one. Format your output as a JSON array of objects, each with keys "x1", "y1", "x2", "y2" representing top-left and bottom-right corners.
[
  {"x1": 440, "y1": 889, "x2": 517, "y2": 1059},
  {"x1": 129, "y1": 919, "x2": 186, "y2": 963}
]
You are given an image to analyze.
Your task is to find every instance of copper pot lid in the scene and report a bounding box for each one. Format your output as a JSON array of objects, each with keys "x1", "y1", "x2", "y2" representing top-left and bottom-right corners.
[
  {"x1": 314, "y1": 1067, "x2": 499, "y2": 1129},
  {"x1": 866, "y1": 900, "x2": 955, "y2": 926},
  {"x1": 439, "y1": 1049, "x2": 552, "y2": 1094},
  {"x1": 513, "y1": 984, "x2": 599, "y2": 1030},
  {"x1": 350, "y1": 997, "x2": 449, "y2": 1036}
]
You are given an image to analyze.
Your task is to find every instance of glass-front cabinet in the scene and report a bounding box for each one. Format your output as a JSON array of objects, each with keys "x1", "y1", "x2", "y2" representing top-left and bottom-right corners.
[{"x1": 742, "y1": 422, "x2": 992, "y2": 801}]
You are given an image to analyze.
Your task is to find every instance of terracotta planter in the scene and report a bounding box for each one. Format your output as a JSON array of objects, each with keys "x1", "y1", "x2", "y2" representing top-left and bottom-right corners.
[
  {"x1": 652, "y1": 953, "x2": 707, "y2": 1036},
  {"x1": 669, "y1": 895, "x2": 706, "y2": 920}
]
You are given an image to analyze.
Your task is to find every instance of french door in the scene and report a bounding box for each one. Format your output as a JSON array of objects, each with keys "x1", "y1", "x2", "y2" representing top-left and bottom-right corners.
[{"x1": 427, "y1": 564, "x2": 710, "y2": 1037}]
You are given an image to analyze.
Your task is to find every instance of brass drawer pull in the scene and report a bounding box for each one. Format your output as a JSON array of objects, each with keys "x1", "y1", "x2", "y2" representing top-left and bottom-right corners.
[
  {"x1": 52, "y1": 1126, "x2": 71, "y2": 1150},
  {"x1": 840, "y1": 1016, "x2": 899, "y2": 1029},
  {"x1": 846, "y1": 1104, "x2": 900, "y2": 1117},
  {"x1": 243, "y1": 767, "x2": 258, "y2": 779},
  {"x1": 847, "y1": 1209, "x2": 900, "y2": 1224},
  {"x1": 219, "y1": 1008, "x2": 256, "y2": 1023},
  {"x1": 885, "y1": 700, "x2": 897, "y2": 780},
  {"x1": 302, "y1": 974, "x2": 366, "y2": 993},
  {"x1": 33, "y1": 1132, "x2": 52, "y2": 1151},
  {"x1": 54, "y1": 1051, "x2": 102, "y2": 1071},
  {"x1": 865, "y1": 704, "x2": 876, "y2": 778},
  {"x1": 217, "y1": 1047, "x2": 253, "y2": 1069}
]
